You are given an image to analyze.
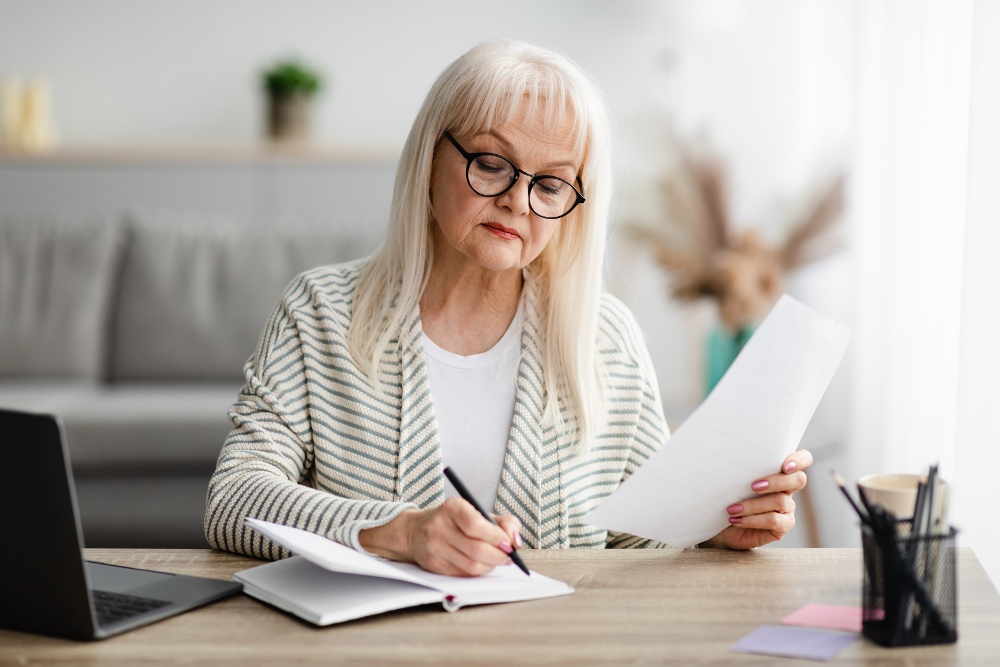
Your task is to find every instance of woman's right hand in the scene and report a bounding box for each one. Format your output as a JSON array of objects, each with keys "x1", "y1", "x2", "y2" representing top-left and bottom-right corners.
[{"x1": 358, "y1": 497, "x2": 522, "y2": 576}]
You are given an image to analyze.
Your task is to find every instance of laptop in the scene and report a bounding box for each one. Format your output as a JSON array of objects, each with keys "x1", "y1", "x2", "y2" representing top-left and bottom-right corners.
[{"x1": 0, "y1": 408, "x2": 242, "y2": 640}]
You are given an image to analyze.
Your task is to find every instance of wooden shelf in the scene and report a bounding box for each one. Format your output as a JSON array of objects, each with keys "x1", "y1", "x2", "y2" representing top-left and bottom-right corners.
[{"x1": 0, "y1": 143, "x2": 401, "y2": 165}]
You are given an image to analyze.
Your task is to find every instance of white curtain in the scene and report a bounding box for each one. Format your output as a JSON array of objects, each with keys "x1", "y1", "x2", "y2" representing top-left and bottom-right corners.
[
  {"x1": 846, "y1": 0, "x2": 1000, "y2": 584},
  {"x1": 953, "y1": 0, "x2": 1000, "y2": 587}
]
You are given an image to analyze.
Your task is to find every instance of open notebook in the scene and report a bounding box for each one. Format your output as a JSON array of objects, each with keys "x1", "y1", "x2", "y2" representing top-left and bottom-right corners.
[{"x1": 233, "y1": 519, "x2": 574, "y2": 626}]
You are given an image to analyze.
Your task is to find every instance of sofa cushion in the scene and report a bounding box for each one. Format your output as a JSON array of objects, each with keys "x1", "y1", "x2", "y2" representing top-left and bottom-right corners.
[
  {"x1": 0, "y1": 217, "x2": 123, "y2": 378},
  {"x1": 0, "y1": 379, "x2": 241, "y2": 471},
  {"x1": 73, "y1": 473, "x2": 214, "y2": 548},
  {"x1": 110, "y1": 211, "x2": 370, "y2": 381}
]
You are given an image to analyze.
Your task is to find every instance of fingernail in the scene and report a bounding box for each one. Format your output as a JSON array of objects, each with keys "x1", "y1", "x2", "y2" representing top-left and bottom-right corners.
[
  {"x1": 499, "y1": 541, "x2": 513, "y2": 554},
  {"x1": 729, "y1": 516, "x2": 742, "y2": 524},
  {"x1": 784, "y1": 461, "x2": 797, "y2": 472},
  {"x1": 506, "y1": 558, "x2": 513, "y2": 565},
  {"x1": 752, "y1": 480, "x2": 769, "y2": 492},
  {"x1": 514, "y1": 532, "x2": 523, "y2": 549},
  {"x1": 727, "y1": 504, "x2": 743, "y2": 515}
]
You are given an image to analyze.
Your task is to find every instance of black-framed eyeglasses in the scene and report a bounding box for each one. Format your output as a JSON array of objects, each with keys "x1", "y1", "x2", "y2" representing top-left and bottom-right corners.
[{"x1": 443, "y1": 131, "x2": 586, "y2": 220}]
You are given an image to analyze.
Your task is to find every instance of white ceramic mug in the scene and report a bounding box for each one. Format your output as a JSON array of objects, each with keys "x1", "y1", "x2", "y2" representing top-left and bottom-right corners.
[{"x1": 857, "y1": 473, "x2": 948, "y2": 523}]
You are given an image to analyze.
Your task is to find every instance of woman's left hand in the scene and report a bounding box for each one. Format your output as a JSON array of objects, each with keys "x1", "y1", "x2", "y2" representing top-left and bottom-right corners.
[{"x1": 701, "y1": 449, "x2": 813, "y2": 550}]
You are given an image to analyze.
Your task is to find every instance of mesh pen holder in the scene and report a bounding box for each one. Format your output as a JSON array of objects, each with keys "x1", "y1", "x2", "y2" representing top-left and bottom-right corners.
[{"x1": 861, "y1": 520, "x2": 958, "y2": 647}]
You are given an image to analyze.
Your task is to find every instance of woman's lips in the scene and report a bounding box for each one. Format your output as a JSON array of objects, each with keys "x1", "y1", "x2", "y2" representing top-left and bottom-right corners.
[{"x1": 482, "y1": 223, "x2": 520, "y2": 240}]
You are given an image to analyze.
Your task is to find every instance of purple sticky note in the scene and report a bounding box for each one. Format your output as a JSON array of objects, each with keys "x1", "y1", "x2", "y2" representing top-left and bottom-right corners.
[
  {"x1": 782, "y1": 603, "x2": 863, "y2": 633},
  {"x1": 731, "y1": 625, "x2": 859, "y2": 662}
]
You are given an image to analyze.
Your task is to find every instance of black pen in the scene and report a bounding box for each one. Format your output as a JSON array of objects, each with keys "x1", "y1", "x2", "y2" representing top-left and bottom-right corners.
[{"x1": 442, "y1": 467, "x2": 530, "y2": 576}]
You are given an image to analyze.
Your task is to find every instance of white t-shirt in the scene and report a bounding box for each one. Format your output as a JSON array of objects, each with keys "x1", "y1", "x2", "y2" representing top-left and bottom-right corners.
[{"x1": 421, "y1": 301, "x2": 524, "y2": 512}]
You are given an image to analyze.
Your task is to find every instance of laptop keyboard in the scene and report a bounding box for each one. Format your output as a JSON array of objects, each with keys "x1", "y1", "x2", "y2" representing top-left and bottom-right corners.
[{"x1": 92, "y1": 590, "x2": 171, "y2": 626}]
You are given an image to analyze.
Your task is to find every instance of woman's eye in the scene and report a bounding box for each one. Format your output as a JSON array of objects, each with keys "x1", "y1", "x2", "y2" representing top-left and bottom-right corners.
[
  {"x1": 537, "y1": 181, "x2": 564, "y2": 196},
  {"x1": 474, "y1": 157, "x2": 509, "y2": 174}
]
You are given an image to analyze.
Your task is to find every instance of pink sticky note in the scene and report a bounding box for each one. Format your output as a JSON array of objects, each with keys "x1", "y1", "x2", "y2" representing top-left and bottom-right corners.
[{"x1": 781, "y1": 604, "x2": 863, "y2": 633}]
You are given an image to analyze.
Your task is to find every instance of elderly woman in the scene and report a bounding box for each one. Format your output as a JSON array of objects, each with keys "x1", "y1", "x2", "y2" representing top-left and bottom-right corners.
[{"x1": 205, "y1": 41, "x2": 812, "y2": 576}]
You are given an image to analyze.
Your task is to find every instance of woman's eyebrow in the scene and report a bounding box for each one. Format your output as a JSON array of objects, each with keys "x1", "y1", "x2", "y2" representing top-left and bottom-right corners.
[
  {"x1": 481, "y1": 131, "x2": 578, "y2": 171},
  {"x1": 481, "y1": 130, "x2": 516, "y2": 153}
]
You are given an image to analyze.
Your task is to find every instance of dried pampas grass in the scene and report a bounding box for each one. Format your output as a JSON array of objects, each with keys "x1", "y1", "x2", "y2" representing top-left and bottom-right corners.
[{"x1": 629, "y1": 143, "x2": 843, "y2": 332}]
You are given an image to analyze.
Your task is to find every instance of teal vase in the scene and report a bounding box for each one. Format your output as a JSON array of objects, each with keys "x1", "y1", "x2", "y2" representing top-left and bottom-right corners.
[{"x1": 705, "y1": 325, "x2": 755, "y2": 396}]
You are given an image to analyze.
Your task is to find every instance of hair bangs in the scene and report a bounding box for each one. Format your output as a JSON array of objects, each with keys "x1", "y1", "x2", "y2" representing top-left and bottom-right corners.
[{"x1": 446, "y1": 55, "x2": 590, "y2": 169}]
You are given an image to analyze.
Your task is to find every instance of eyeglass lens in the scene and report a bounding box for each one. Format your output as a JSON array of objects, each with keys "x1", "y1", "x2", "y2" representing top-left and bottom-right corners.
[{"x1": 468, "y1": 155, "x2": 579, "y2": 218}]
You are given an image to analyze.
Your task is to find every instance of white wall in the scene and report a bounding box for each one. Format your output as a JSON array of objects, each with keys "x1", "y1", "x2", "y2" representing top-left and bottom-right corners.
[
  {"x1": 1, "y1": 0, "x2": 854, "y2": 220},
  {"x1": 0, "y1": 0, "x2": 672, "y2": 148}
]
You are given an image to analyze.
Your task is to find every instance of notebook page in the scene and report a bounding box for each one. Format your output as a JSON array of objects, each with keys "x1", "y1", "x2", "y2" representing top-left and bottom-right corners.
[
  {"x1": 386, "y1": 561, "x2": 574, "y2": 609},
  {"x1": 244, "y1": 519, "x2": 573, "y2": 606},
  {"x1": 244, "y1": 519, "x2": 432, "y2": 588},
  {"x1": 584, "y1": 295, "x2": 851, "y2": 548}
]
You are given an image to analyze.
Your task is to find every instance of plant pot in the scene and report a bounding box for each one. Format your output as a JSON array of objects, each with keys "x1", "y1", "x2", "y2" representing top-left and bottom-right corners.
[
  {"x1": 704, "y1": 324, "x2": 755, "y2": 396},
  {"x1": 267, "y1": 92, "x2": 310, "y2": 142}
]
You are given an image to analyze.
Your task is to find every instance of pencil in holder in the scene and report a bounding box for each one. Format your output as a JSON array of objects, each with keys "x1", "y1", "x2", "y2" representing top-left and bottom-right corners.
[{"x1": 861, "y1": 520, "x2": 958, "y2": 647}]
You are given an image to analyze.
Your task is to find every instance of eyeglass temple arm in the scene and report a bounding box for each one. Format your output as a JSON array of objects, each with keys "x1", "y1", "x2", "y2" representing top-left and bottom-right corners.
[{"x1": 443, "y1": 131, "x2": 471, "y2": 159}]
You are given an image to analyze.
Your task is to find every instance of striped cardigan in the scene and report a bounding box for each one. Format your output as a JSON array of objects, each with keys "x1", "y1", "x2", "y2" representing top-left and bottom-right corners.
[{"x1": 205, "y1": 260, "x2": 674, "y2": 559}]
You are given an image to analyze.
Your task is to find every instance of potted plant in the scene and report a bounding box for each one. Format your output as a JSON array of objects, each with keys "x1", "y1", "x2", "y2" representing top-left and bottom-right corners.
[{"x1": 263, "y1": 60, "x2": 322, "y2": 142}]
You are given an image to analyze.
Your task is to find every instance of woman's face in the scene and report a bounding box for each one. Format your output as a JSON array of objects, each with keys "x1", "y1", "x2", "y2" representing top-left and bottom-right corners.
[{"x1": 430, "y1": 103, "x2": 581, "y2": 273}]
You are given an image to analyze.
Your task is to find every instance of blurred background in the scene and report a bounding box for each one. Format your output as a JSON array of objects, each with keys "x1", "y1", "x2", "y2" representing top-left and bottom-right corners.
[{"x1": 1, "y1": 0, "x2": 997, "y2": 585}]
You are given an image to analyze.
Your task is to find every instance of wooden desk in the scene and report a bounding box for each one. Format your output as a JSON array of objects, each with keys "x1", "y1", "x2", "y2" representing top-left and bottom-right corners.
[{"x1": 2, "y1": 548, "x2": 998, "y2": 666}]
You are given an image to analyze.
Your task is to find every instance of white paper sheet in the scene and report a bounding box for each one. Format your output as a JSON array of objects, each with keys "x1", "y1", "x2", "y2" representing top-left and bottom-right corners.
[{"x1": 583, "y1": 295, "x2": 851, "y2": 548}]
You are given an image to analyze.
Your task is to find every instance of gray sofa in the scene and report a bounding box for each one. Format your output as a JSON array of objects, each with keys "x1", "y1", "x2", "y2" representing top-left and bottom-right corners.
[{"x1": 0, "y1": 212, "x2": 370, "y2": 547}]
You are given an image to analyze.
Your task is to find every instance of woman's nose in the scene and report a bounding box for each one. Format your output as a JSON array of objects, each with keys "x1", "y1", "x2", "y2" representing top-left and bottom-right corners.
[{"x1": 495, "y1": 176, "x2": 531, "y2": 216}]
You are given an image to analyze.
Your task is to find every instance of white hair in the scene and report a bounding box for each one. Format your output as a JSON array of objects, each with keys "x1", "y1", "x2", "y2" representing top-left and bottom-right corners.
[{"x1": 347, "y1": 40, "x2": 612, "y2": 455}]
